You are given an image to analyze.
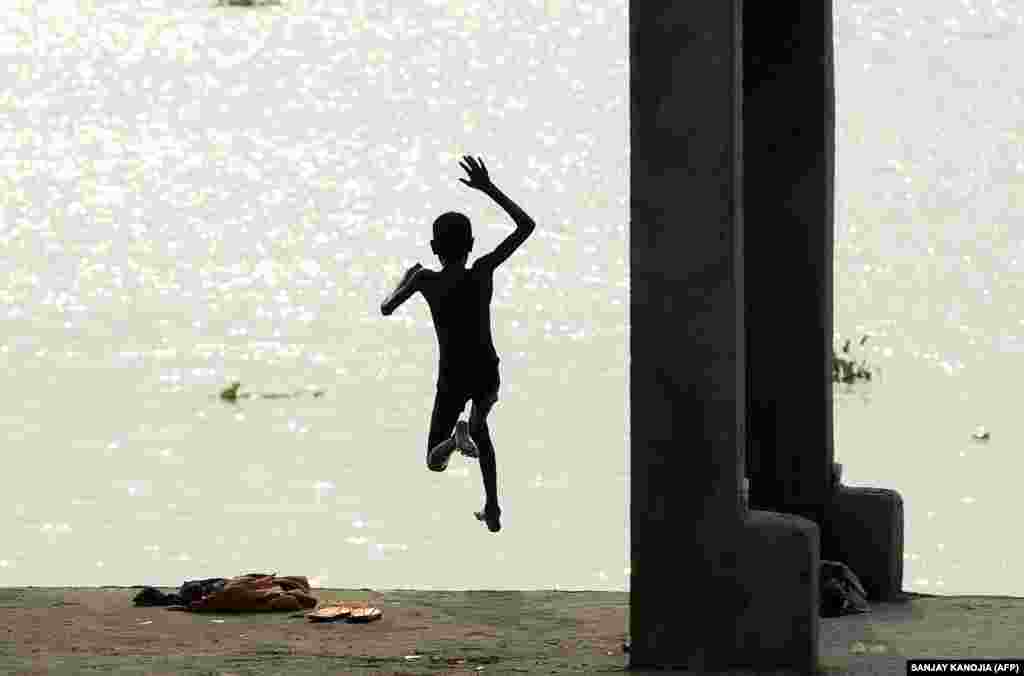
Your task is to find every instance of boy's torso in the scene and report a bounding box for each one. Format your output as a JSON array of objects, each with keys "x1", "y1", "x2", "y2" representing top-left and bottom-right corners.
[{"x1": 419, "y1": 261, "x2": 500, "y2": 385}]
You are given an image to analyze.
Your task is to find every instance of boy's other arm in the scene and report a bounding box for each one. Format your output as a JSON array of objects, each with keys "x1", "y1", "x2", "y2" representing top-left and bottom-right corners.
[
  {"x1": 476, "y1": 184, "x2": 536, "y2": 271},
  {"x1": 381, "y1": 264, "x2": 423, "y2": 316}
]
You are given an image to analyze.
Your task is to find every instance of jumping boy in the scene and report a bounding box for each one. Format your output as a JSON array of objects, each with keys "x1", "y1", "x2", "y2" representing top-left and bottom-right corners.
[{"x1": 380, "y1": 155, "x2": 536, "y2": 533}]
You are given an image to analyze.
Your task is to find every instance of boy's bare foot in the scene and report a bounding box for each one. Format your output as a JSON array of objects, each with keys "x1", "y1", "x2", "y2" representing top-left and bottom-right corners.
[
  {"x1": 455, "y1": 420, "x2": 479, "y2": 458},
  {"x1": 427, "y1": 437, "x2": 457, "y2": 472},
  {"x1": 474, "y1": 505, "x2": 501, "y2": 532}
]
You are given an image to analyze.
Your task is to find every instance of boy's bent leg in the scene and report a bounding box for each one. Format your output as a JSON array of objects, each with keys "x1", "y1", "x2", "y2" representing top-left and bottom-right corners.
[{"x1": 426, "y1": 387, "x2": 466, "y2": 472}]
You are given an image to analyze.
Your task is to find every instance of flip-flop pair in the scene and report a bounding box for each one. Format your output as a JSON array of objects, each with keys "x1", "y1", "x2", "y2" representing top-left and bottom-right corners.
[{"x1": 307, "y1": 603, "x2": 382, "y2": 623}]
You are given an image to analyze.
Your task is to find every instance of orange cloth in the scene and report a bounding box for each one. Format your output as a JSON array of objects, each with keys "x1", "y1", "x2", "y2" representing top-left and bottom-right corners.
[{"x1": 189, "y1": 573, "x2": 318, "y2": 612}]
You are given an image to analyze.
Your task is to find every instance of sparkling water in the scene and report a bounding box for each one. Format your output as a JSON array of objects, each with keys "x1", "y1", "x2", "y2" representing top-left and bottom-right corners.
[
  {"x1": 833, "y1": 0, "x2": 1024, "y2": 596},
  {"x1": 0, "y1": 0, "x2": 628, "y2": 590}
]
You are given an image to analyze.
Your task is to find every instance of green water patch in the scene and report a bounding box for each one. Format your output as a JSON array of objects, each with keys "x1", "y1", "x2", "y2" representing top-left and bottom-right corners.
[{"x1": 833, "y1": 334, "x2": 877, "y2": 385}]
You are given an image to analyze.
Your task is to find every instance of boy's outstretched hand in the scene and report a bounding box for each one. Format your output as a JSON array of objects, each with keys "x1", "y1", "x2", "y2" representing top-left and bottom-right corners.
[{"x1": 458, "y1": 156, "x2": 494, "y2": 192}]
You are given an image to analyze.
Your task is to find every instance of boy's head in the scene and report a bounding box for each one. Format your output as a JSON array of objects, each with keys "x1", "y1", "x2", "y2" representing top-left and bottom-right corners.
[{"x1": 430, "y1": 211, "x2": 474, "y2": 265}]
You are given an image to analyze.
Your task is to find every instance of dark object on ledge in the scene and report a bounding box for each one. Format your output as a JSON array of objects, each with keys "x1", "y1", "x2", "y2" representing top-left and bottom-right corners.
[
  {"x1": 179, "y1": 577, "x2": 230, "y2": 605},
  {"x1": 820, "y1": 560, "x2": 870, "y2": 617},
  {"x1": 132, "y1": 586, "x2": 182, "y2": 607},
  {"x1": 133, "y1": 578, "x2": 228, "y2": 607}
]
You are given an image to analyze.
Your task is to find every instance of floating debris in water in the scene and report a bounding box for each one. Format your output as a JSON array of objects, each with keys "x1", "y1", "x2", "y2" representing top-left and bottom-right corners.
[
  {"x1": 216, "y1": 0, "x2": 283, "y2": 6},
  {"x1": 218, "y1": 382, "x2": 326, "y2": 402},
  {"x1": 220, "y1": 382, "x2": 242, "y2": 401}
]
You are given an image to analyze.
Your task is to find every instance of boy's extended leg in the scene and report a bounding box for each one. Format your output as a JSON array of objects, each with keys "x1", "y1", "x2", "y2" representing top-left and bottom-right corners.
[
  {"x1": 426, "y1": 387, "x2": 466, "y2": 472},
  {"x1": 469, "y1": 392, "x2": 500, "y2": 532}
]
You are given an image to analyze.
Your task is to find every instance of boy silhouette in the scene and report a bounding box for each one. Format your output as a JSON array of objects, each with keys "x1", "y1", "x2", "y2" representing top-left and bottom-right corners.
[{"x1": 381, "y1": 156, "x2": 535, "y2": 533}]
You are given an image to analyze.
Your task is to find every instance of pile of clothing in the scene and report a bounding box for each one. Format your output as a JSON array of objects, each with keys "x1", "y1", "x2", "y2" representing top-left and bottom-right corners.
[{"x1": 133, "y1": 573, "x2": 318, "y2": 613}]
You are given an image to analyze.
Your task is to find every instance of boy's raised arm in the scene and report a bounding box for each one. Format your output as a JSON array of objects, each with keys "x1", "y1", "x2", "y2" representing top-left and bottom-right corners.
[
  {"x1": 478, "y1": 184, "x2": 535, "y2": 271},
  {"x1": 457, "y1": 156, "x2": 535, "y2": 271},
  {"x1": 381, "y1": 263, "x2": 422, "y2": 316}
]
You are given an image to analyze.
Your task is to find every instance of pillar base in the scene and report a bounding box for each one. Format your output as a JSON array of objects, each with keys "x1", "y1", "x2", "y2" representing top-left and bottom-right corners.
[
  {"x1": 821, "y1": 486, "x2": 904, "y2": 601},
  {"x1": 732, "y1": 510, "x2": 820, "y2": 674},
  {"x1": 628, "y1": 511, "x2": 820, "y2": 674}
]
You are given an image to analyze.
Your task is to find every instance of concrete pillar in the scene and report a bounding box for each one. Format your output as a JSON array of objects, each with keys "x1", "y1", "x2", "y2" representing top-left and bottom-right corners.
[
  {"x1": 631, "y1": 3, "x2": 818, "y2": 672},
  {"x1": 743, "y1": 2, "x2": 904, "y2": 601}
]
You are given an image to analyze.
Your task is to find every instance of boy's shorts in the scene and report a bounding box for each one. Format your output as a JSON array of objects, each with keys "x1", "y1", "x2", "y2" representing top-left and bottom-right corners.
[
  {"x1": 436, "y1": 360, "x2": 500, "y2": 408},
  {"x1": 428, "y1": 361, "x2": 500, "y2": 450}
]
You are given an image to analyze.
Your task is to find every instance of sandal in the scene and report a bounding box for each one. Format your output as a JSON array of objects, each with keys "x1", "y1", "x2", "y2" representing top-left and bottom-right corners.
[
  {"x1": 307, "y1": 603, "x2": 354, "y2": 622},
  {"x1": 347, "y1": 606, "x2": 383, "y2": 623}
]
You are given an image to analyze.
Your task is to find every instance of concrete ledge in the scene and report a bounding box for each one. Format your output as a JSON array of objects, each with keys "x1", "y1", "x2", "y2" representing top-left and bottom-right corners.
[
  {"x1": 821, "y1": 486, "x2": 904, "y2": 602},
  {"x1": 726, "y1": 510, "x2": 820, "y2": 675},
  {"x1": 7, "y1": 586, "x2": 1024, "y2": 675}
]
